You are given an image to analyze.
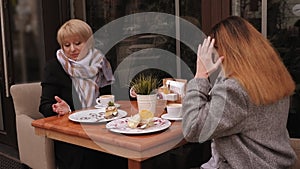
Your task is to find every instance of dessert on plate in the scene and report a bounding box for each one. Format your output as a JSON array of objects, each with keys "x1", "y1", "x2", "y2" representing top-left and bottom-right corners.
[
  {"x1": 127, "y1": 109, "x2": 154, "y2": 129},
  {"x1": 104, "y1": 101, "x2": 118, "y2": 119}
]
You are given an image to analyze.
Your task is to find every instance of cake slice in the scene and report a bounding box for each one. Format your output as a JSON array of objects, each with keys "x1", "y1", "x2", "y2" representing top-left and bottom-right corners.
[{"x1": 104, "y1": 102, "x2": 118, "y2": 119}]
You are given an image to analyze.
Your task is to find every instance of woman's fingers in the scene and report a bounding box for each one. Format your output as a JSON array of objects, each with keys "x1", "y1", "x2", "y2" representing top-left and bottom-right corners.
[
  {"x1": 197, "y1": 44, "x2": 201, "y2": 57},
  {"x1": 209, "y1": 38, "x2": 215, "y2": 50},
  {"x1": 52, "y1": 96, "x2": 69, "y2": 115},
  {"x1": 206, "y1": 56, "x2": 224, "y2": 74},
  {"x1": 215, "y1": 56, "x2": 224, "y2": 67},
  {"x1": 196, "y1": 36, "x2": 222, "y2": 76},
  {"x1": 54, "y1": 96, "x2": 62, "y2": 103}
]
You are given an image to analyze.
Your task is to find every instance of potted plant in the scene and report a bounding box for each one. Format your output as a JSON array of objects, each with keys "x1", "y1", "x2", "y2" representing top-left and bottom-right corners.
[
  {"x1": 130, "y1": 74, "x2": 159, "y2": 95},
  {"x1": 130, "y1": 74, "x2": 160, "y2": 115}
]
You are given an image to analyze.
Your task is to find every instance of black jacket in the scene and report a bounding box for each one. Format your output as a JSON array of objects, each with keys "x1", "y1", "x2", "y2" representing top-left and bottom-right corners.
[
  {"x1": 39, "y1": 58, "x2": 111, "y2": 117},
  {"x1": 39, "y1": 58, "x2": 77, "y2": 117}
]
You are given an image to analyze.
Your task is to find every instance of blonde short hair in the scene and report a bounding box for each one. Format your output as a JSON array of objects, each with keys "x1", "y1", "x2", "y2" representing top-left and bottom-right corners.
[
  {"x1": 210, "y1": 16, "x2": 295, "y2": 105},
  {"x1": 57, "y1": 19, "x2": 93, "y2": 47}
]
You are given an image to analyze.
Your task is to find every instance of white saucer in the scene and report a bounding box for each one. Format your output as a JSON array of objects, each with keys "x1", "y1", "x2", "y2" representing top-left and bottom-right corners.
[
  {"x1": 161, "y1": 114, "x2": 182, "y2": 121},
  {"x1": 94, "y1": 103, "x2": 120, "y2": 109}
]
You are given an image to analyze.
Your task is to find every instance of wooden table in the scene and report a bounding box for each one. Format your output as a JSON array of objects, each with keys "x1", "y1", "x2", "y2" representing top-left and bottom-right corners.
[{"x1": 32, "y1": 100, "x2": 186, "y2": 169}]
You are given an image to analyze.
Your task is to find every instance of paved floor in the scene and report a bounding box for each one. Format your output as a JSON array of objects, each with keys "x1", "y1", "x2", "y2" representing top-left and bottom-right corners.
[
  {"x1": 0, "y1": 143, "x2": 19, "y2": 159},
  {"x1": 0, "y1": 143, "x2": 29, "y2": 169}
]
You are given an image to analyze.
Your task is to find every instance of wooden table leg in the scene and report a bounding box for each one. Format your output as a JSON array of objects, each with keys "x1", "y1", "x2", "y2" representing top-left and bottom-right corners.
[{"x1": 128, "y1": 159, "x2": 142, "y2": 169}]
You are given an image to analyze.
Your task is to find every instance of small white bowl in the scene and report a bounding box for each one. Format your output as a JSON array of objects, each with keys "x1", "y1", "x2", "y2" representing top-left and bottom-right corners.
[{"x1": 166, "y1": 103, "x2": 182, "y2": 118}]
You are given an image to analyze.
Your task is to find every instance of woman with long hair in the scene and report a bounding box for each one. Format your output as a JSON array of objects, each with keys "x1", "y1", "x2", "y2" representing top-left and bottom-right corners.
[{"x1": 182, "y1": 16, "x2": 296, "y2": 169}]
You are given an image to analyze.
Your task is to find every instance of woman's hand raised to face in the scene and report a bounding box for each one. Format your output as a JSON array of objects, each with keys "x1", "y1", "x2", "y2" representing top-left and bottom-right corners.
[
  {"x1": 52, "y1": 96, "x2": 71, "y2": 116},
  {"x1": 195, "y1": 36, "x2": 224, "y2": 79}
]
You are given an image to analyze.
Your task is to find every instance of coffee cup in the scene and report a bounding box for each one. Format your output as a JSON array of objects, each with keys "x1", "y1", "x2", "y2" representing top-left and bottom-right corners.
[
  {"x1": 166, "y1": 103, "x2": 182, "y2": 118},
  {"x1": 96, "y1": 95, "x2": 115, "y2": 106}
]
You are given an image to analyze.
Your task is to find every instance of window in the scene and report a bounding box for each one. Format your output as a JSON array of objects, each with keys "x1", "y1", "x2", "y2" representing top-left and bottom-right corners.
[
  {"x1": 9, "y1": 0, "x2": 45, "y2": 83},
  {"x1": 71, "y1": 0, "x2": 203, "y2": 99}
]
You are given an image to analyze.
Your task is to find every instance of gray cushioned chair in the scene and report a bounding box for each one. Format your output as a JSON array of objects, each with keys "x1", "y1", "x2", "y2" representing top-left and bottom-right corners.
[{"x1": 10, "y1": 82, "x2": 55, "y2": 169}]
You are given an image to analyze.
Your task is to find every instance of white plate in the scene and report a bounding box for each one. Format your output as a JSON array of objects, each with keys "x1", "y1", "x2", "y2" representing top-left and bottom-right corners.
[
  {"x1": 94, "y1": 103, "x2": 120, "y2": 109},
  {"x1": 106, "y1": 117, "x2": 171, "y2": 134},
  {"x1": 68, "y1": 109, "x2": 127, "y2": 123},
  {"x1": 161, "y1": 114, "x2": 182, "y2": 121}
]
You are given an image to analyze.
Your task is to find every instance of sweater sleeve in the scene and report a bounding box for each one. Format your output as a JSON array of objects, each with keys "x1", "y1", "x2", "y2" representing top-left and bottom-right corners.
[
  {"x1": 182, "y1": 77, "x2": 248, "y2": 143},
  {"x1": 39, "y1": 59, "x2": 73, "y2": 117},
  {"x1": 39, "y1": 62, "x2": 59, "y2": 117}
]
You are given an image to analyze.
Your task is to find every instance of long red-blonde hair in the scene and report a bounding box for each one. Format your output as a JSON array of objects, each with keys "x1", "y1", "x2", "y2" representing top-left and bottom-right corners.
[{"x1": 210, "y1": 16, "x2": 295, "y2": 105}]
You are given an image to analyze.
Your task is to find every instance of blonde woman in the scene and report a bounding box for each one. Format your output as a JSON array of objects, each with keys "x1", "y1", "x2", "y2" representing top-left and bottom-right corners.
[
  {"x1": 182, "y1": 16, "x2": 296, "y2": 169},
  {"x1": 39, "y1": 19, "x2": 126, "y2": 169}
]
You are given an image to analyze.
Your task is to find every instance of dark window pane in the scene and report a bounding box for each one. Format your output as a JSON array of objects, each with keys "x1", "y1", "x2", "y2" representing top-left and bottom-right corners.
[{"x1": 10, "y1": 0, "x2": 45, "y2": 83}]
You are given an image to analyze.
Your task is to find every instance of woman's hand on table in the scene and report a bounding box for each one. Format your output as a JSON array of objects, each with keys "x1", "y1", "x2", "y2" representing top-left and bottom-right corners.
[{"x1": 52, "y1": 96, "x2": 71, "y2": 116}]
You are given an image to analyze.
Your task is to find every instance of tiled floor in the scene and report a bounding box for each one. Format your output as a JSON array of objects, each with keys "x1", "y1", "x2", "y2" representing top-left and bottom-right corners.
[
  {"x1": 0, "y1": 143, "x2": 19, "y2": 160},
  {"x1": 0, "y1": 154, "x2": 23, "y2": 169},
  {"x1": 0, "y1": 143, "x2": 28, "y2": 169}
]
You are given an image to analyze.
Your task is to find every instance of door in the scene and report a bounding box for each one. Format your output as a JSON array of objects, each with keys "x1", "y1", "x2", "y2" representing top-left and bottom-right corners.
[
  {"x1": 0, "y1": 0, "x2": 68, "y2": 148},
  {"x1": 0, "y1": 0, "x2": 46, "y2": 148},
  {"x1": 0, "y1": 0, "x2": 18, "y2": 148}
]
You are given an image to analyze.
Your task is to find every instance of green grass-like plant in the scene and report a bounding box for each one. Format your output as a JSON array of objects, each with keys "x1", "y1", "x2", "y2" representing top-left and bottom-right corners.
[{"x1": 130, "y1": 74, "x2": 159, "y2": 95}]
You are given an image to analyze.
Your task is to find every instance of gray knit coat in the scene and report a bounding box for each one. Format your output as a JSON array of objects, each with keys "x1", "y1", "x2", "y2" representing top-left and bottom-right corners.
[{"x1": 182, "y1": 76, "x2": 296, "y2": 169}]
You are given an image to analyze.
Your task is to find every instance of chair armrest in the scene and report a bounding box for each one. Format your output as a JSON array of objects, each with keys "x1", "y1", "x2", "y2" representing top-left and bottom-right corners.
[
  {"x1": 16, "y1": 114, "x2": 55, "y2": 169},
  {"x1": 290, "y1": 138, "x2": 300, "y2": 169}
]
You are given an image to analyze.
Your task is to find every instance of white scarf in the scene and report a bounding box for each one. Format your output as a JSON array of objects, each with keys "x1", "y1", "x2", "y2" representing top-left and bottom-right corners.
[{"x1": 57, "y1": 49, "x2": 114, "y2": 108}]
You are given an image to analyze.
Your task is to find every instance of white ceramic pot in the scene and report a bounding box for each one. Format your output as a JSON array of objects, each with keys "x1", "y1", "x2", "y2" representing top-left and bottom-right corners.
[{"x1": 136, "y1": 94, "x2": 157, "y2": 115}]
